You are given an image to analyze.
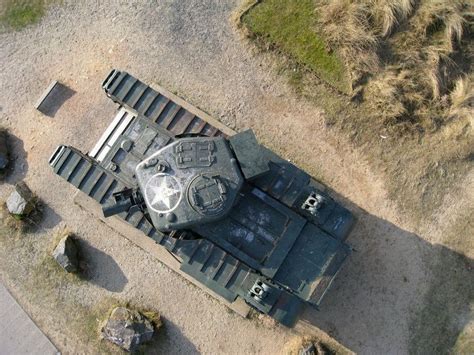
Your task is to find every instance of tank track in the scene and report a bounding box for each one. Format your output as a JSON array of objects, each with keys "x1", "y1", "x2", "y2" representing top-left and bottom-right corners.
[{"x1": 102, "y1": 69, "x2": 226, "y2": 138}]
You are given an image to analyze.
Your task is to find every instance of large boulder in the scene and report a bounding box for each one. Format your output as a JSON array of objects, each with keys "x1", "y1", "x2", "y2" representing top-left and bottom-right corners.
[
  {"x1": 52, "y1": 234, "x2": 79, "y2": 273},
  {"x1": 6, "y1": 182, "x2": 35, "y2": 216},
  {"x1": 101, "y1": 307, "x2": 156, "y2": 352}
]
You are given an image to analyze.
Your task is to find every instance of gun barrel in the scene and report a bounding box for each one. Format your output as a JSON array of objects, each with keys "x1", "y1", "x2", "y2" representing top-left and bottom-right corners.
[{"x1": 102, "y1": 200, "x2": 132, "y2": 217}]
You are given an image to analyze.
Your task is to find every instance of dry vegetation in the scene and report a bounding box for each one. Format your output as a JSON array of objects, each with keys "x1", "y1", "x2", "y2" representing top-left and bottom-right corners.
[
  {"x1": 282, "y1": 335, "x2": 350, "y2": 355},
  {"x1": 318, "y1": 0, "x2": 473, "y2": 130},
  {"x1": 318, "y1": 0, "x2": 380, "y2": 88},
  {"x1": 1, "y1": 198, "x2": 42, "y2": 233}
]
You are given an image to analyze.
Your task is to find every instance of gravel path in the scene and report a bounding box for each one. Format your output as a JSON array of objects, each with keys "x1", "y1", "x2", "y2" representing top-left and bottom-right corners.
[{"x1": 0, "y1": 1, "x2": 471, "y2": 354}]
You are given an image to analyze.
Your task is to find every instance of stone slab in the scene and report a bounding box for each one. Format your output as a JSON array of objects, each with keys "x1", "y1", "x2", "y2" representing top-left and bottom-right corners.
[
  {"x1": 0, "y1": 282, "x2": 58, "y2": 355},
  {"x1": 34, "y1": 80, "x2": 59, "y2": 111}
]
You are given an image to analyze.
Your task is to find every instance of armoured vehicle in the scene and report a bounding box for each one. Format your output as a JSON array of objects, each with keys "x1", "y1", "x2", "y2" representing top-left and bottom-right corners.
[{"x1": 49, "y1": 70, "x2": 354, "y2": 326}]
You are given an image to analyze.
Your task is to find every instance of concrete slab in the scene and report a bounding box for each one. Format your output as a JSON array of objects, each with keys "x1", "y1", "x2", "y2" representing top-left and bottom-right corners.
[
  {"x1": 35, "y1": 81, "x2": 76, "y2": 117},
  {"x1": 34, "y1": 80, "x2": 59, "y2": 111},
  {"x1": 0, "y1": 283, "x2": 58, "y2": 355}
]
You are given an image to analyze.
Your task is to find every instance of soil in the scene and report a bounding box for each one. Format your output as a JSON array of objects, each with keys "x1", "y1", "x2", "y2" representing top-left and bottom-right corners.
[{"x1": 0, "y1": 1, "x2": 472, "y2": 354}]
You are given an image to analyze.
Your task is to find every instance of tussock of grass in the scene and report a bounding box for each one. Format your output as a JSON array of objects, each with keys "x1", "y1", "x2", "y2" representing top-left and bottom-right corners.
[
  {"x1": 242, "y1": 0, "x2": 350, "y2": 93},
  {"x1": 449, "y1": 74, "x2": 474, "y2": 125},
  {"x1": 317, "y1": 0, "x2": 473, "y2": 129},
  {"x1": 364, "y1": 43, "x2": 465, "y2": 127},
  {"x1": 243, "y1": 0, "x2": 472, "y2": 129},
  {"x1": 0, "y1": 0, "x2": 48, "y2": 30},
  {"x1": 365, "y1": 68, "x2": 411, "y2": 123},
  {"x1": 318, "y1": 0, "x2": 380, "y2": 87},
  {"x1": 415, "y1": 0, "x2": 470, "y2": 51},
  {"x1": 370, "y1": 0, "x2": 415, "y2": 37},
  {"x1": 317, "y1": 0, "x2": 417, "y2": 86}
]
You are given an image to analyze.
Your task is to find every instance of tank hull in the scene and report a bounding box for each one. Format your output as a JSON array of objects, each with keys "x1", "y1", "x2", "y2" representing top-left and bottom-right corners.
[{"x1": 50, "y1": 70, "x2": 354, "y2": 326}]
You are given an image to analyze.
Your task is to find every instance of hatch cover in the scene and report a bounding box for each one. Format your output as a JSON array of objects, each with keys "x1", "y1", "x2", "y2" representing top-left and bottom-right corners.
[{"x1": 188, "y1": 174, "x2": 228, "y2": 216}]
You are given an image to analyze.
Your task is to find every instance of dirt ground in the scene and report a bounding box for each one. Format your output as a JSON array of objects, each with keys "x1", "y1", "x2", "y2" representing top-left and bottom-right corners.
[{"x1": 0, "y1": 1, "x2": 472, "y2": 354}]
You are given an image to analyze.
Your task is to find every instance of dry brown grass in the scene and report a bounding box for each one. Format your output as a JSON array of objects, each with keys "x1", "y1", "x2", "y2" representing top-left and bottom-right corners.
[
  {"x1": 369, "y1": 0, "x2": 416, "y2": 37},
  {"x1": 318, "y1": 0, "x2": 380, "y2": 86},
  {"x1": 317, "y1": 0, "x2": 472, "y2": 129},
  {"x1": 414, "y1": 0, "x2": 471, "y2": 51},
  {"x1": 317, "y1": 0, "x2": 418, "y2": 86},
  {"x1": 448, "y1": 74, "x2": 474, "y2": 125},
  {"x1": 365, "y1": 68, "x2": 411, "y2": 122}
]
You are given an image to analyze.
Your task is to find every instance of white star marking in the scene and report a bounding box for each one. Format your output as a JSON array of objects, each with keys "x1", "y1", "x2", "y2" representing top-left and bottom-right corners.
[{"x1": 149, "y1": 176, "x2": 180, "y2": 210}]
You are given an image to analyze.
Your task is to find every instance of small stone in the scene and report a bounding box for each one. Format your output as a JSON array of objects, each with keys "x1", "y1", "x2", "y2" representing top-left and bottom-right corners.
[
  {"x1": 6, "y1": 182, "x2": 35, "y2": 216},
  {"x1": 300, "y1": 343, "x2": 316, "y2": 355},
  {"x1": 300, "y1": 342, "x2": 330, "y2": 355},
  {"x1": 101, "y1": 307, "x2": 156, "y2": 352},
  {"x1": 53, "y1": 235, "x2": 79, "y2": 273}
]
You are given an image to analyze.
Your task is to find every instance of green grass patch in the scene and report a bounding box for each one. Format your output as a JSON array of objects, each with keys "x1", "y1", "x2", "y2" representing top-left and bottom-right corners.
[
  {"x1": 242, "y1": 0, "x2": 350, "y2": 93},
  {"x1": 0, "y1": 0, "x2": 48, "y2": 30}
]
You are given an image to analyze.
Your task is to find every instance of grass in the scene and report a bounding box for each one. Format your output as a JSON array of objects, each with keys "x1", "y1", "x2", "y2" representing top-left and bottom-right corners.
[
  {"x1": 317, "y1": 0, "x2": 380, "y2": 88},
  {"x1": 243, "y1": 0, "x2": 473, "y2": 128},
  {"x1": 0, "y1": 0, "x2": 49, "y2": 30},
  {"x1": 1, "y1": 199, "x2": 42, "y2": 233},
  {"x1": 241, "y1": 0, "x2": 351, "y2": 94}
]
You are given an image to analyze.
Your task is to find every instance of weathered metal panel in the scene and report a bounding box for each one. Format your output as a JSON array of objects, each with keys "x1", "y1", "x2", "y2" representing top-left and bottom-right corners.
[{"x1": 229, "y1": 130, "x2": 270, "y2": 179}]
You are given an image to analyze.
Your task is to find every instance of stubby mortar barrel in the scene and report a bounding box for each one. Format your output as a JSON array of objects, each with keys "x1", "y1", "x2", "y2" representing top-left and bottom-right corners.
[{"x1": 102, "y1": 200, "x2": 133, "y2": 217}]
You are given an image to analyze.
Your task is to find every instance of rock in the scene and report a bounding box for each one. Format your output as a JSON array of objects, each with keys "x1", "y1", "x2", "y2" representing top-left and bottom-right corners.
[
  {"x1": 52, "y1": 235, "x2": 79, "y2": 273},
  {"x1": 101, "y1": 307, "x2": 156, "y2": 352},
  {"x1": 6, "y1": 182, "x2": 35, "y2": 216},
  {"x1": 300, "y1": 342, "x2": 329, "y2": 355},
  {"x1": 300, "y1": 343, "x2": 316, "y2": 355},
  {"x1": 0, "y1": 129, "x2": 8, "y2": 170}
]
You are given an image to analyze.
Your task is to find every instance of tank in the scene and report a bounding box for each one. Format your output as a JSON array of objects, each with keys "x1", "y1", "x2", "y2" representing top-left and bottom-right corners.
[{"x1": 49, "y1": 70, "x2": 354, "y2": 326}]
